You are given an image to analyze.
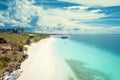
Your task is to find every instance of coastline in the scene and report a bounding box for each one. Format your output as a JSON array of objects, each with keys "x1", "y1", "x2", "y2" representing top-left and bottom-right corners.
[{"x1": 17, "y1": 38, "x2": 77, "y2": 80}]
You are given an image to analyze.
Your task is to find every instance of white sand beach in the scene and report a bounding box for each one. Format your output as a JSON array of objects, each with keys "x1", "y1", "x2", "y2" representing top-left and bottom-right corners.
[{"x1": 17, "y1": 38, "x2": 77, "y2": 80}]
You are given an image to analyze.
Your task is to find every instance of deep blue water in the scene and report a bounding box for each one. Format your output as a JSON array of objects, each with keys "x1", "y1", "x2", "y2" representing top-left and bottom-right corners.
[
  {"x1": 70, "y1": 34, "x2": 120, "y2": 55},
  {"x1": 53, "y1": 34, "x2": 120, "y2": 80}
]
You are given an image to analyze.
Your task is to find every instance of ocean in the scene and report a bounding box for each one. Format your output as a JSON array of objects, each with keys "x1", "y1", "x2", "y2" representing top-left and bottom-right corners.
[{"x1": 53, "y1": 34, "x2": 120, "y2": 80}]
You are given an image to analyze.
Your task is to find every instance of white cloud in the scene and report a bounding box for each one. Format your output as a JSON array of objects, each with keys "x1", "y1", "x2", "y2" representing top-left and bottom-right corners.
[
  {"x1": 70, "y1": 25, "x2": 120, "y2": 34},
  {"x1": 66, "y1": 6, "x2": 88, "y2": 10},
  {"x1": 0, "y1": 0, "x2": 42, "y2": 27},
  {"x1": 90, "y1": 9, "x2": 101, "y2": 13},
  {"x1": 59, "y1": 0, "x2": 120, "y2": 6},
  {"x1": 37, "y1": 6, "x2": 105, "y2": 29},
  {"x1": 9, "y1": 0, "x2": 37, "y2": 25},
  {"x1": 0, "y1": 0, "x2": 120, "y2": 34},
  {"x1": 0, "y1": 23, "x2": 5, "y2": 26},
  {"x1": 5, "y1": 0, "x2": 105, "y2": 29}
]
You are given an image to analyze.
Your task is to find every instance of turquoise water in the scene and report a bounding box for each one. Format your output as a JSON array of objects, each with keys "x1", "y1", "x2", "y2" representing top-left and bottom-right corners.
[{"x1": 53, "y1": 35, "x2": 120, "y2": 80}]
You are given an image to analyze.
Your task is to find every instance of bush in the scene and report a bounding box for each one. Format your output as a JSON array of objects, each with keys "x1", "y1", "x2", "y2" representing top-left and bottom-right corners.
[
  {"x1": 26, "y1": 39, "x2": 31, "y2": 45},
  {"x1": 19, "y1": 46, "x2": 24, "y2": 52},
  {"x1": 0, "y1": 56, "x2": 11, "y2": 62},
  {"x1": 0, "y1": 38, "x2": 7, "y2": 43},
  {"x1": 23, "y1": 47, "x2": 28, "y2": 51},
  {"x1": 0, "y1": 61, "x2": 4, "y2": 67}
]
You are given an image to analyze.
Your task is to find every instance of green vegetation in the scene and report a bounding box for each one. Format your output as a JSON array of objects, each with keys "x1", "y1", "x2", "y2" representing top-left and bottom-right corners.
[
  {"x1": 26, "y1": 38, "x2": 31, "y2": 45},
  {"x1": 23, "y1": 47, "x2": 28, "y2": 51},
  {"x1": 28, "y1": 34, "x2": 50, "y2": 42},
  {"x1": 0, "y1": 33, "x2": 28, "y2": 45},
  {"x1": 0, "y1": 33, "x2": 29, "y2": 52},
  {"x1": 0, "y1": 54, "x2": 23, "y2": 75},
  {"x1": 0, "y1": 32, "x2": 50, "y2": 76},
  {"x1": 0, "y1": 33, "x2": 50, "y2": 51}
]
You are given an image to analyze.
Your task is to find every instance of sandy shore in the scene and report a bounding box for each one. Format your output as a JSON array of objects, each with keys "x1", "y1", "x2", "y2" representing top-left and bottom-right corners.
[{"x1": 17, "y1": 38, "x2": 77, "y2": 80}]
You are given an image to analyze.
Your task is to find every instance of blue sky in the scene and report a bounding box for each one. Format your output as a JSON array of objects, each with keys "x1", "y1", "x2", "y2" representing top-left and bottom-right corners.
[{"x1": 0, "y1": 0, "x2": 120, "y2": 34}]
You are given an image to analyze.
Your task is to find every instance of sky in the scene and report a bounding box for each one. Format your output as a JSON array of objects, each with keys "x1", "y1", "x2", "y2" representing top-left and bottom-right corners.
[{"x1": 0, "y1": 0, "x2": 120, "y2": 34}]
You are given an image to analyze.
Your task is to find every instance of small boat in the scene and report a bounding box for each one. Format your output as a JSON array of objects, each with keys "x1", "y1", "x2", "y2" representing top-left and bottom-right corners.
[{"x1": 61, "y1": 36, "x2": 68, "y2": 39}]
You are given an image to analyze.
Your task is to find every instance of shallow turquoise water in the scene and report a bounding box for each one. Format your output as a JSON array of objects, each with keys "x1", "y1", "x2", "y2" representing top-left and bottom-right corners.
[{"x1": 53, "y1": 36, "x2": 120, "y2": 80}]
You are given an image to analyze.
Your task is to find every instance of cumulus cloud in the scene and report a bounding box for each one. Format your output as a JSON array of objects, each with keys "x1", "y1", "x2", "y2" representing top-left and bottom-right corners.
[
  {"x1": 0, "y1": 0, "x2": 120, "y2": 34},
  {"x1": 0, "y1": 0, "x2": 41, "y2": 27},
  {"x1": 37, "y1": 6, "x2": 105, "y2": 30}
]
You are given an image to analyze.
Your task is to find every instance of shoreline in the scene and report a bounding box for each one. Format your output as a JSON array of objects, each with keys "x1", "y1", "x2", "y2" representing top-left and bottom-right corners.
[
  {"x1": 17, "y1": 38, "x2": 77, "y2": 80},
  {"x1": 0, "y1": 33, "x2": 50, "y2": 80}
]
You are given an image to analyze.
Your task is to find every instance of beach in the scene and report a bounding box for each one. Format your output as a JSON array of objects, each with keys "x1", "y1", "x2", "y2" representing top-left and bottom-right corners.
[{"x1": 17, "y1": 38, "x2": 77, "y2": 80}]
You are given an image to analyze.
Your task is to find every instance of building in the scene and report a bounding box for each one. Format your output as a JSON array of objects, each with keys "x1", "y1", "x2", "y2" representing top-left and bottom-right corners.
[{"x1": 0, "y1": 28, "x2": 24, "y2": 34}]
